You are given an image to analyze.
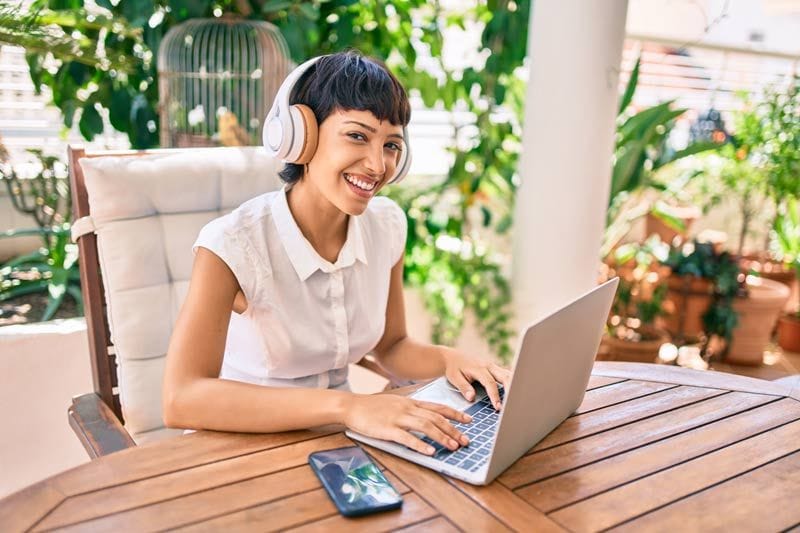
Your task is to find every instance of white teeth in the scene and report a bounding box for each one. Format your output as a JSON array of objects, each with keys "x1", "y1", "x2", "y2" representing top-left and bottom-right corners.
[{"x1": 344, "y1": 173, "x2": 376, "y2": 191}]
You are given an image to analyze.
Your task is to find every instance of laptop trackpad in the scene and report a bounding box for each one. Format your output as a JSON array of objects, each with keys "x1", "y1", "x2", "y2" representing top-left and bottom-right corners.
[{"x1": 411, "y1": 377, "x2": 486, "y2": 412}]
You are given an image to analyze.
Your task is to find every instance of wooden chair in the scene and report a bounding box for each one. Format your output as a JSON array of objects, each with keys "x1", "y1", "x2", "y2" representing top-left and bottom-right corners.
[{"x1": 67, "y1": 145, "x2": 398, "y2": 459}]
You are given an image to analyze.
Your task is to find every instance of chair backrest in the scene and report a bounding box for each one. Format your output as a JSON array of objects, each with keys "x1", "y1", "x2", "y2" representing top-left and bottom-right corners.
[{"x1": 68, "y1": 146, "x2": 282, "y2": 443}]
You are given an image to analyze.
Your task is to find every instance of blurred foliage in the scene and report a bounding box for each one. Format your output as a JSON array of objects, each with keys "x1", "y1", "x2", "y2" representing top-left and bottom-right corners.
[
  {"x1": 604, "y1": 235, "x2": 670, "y2": 342},
  {"x1": 773, "y1": 197, "x2": 800, "y2": 317},
  {"x1": 0, "y1": 152, "x2": 81, "y2": 321},
  {"x1": 3, "y1": 0, "x2": 526, "y2": 357},
  {"x1": 602, "y1": 56, "x2": 721, "y2": 257},
  {"x1": 759, "y1": 77, "x2": 800, "y2": 203},
  {"x1": 664, "y1": 240, "x2": 742, "y2": 350}
]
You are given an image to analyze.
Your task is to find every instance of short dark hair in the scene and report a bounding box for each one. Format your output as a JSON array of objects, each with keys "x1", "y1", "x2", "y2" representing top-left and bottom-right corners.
[{"x1": 276, "y1": 50, "x2": 411, "y2": 184}]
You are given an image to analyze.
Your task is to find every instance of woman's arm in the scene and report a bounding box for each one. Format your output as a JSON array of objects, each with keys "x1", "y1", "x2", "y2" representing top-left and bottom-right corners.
[
  {"x1": 162, "y1": 249, "x2": 471, "y2": 455},
  {"x1": 373, "y1": 259, "x2": 511, "y2": 409}
]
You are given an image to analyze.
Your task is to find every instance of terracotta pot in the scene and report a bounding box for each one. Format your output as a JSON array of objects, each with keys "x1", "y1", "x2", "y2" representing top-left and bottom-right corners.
[
  {"x1": 645, "y1": 205, "x2": 701, "y2": 245},
  {"x1": 664, "y1": 275, "x2": 714, "y2": 340},
  {"x1": 726, "y1": 276, "x2": 790, "y2": 365},
  {"x1": 598, "y1": 327, "x2": 670, "y2": 363},
  {"x1": 777, "y1": 314, "x2": 800, "y2": 354},
  {"x1": 740, "y1": 254, "x2": 799, "y2": 313}
]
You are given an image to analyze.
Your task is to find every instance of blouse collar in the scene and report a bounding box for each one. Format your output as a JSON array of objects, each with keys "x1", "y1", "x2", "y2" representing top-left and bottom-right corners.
[{"x1": 272, "y1": 185, "x2": 367, "y2": 281}]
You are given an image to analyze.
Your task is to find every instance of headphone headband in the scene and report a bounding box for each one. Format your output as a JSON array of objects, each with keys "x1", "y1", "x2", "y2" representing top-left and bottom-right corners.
[{"x1": 262, "y1": 54, "x2": 412, "y2": 184}]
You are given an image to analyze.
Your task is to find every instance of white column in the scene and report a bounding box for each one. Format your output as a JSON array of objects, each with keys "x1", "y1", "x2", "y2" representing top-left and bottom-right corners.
[{"x1": 512, "y1": 0, "x2": 628, "y2": 327}]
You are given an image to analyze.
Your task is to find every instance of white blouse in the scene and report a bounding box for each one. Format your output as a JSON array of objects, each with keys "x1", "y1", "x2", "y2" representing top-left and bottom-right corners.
[{"x1": 192, "y1": 185, "x2": 407, "y2": 390}]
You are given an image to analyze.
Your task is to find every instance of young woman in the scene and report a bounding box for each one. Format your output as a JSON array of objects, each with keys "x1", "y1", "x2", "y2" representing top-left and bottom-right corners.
[{"x1": 163, "y1": 50, "x2": 510, "y2": 456}]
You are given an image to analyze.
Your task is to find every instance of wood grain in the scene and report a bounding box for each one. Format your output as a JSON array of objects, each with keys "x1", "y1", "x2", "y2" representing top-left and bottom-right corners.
[
  {"x1": 612, "y1": 450, "x2": 800, "y2": 532},
  {"x1": 366, "y1": 448, "x2": 512, "y2": 532},
  {"x1": 534, "y1": 385, "x2": 725, "y2": 451},
  {"x1": 592, "y1": 362, "x2": 788, "y2": 396},
  {"x1": 48, "y1": 464, "x2": 408, "y2": 533},
  {"x1": 394, "y1": 516, "x2": 459, "y2": 532},
  {"x1": 573, "y1": 380, "x2": 676, "y2": 414},
  {"x1": 585, "y1": 375, "x2": 627, "y2": 390},
  {"x1": 0, "y1": 481, "x2": 65, "y2": 533},
  {"x1": 52, "y1": 426, "x2": 340, "y2": 496},
  {"x1": 520, "y1": 397, "x2": 800, "y2": 512},
  {"x1": 35, "y1": 433, "x2": 353, "y2": 530},
  {"x1": 500, "y1": 391, "x2": 777, "y2": 488},
  {"x1": 287, "y1": 493, "x2": 436, "y2": 532},
  {"x1": 550, "y1": 418, "x2": 800, "y2": 531},
  {"x1": 447, "y1": 477, "x2": 565, "y2": 532}
]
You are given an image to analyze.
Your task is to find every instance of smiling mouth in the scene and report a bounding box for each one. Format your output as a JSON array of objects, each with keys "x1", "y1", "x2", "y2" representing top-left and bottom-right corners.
[{"x1": 343, "y1": 173, "x2": 378, "y2": 192}]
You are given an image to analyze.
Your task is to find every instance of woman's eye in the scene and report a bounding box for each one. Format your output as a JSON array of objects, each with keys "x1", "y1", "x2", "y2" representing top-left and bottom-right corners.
[
  {"x1": 348, "y1": 132, "x2": 366, "y2": 141},
  {"x1": 385, "y1": 142, "x2": 402, "y2": 152}
]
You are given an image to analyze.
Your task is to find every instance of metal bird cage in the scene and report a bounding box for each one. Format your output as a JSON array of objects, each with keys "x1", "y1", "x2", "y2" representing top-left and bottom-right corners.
[{"x1": 157, "y1": 16, "x2": 290, "y2": 148}]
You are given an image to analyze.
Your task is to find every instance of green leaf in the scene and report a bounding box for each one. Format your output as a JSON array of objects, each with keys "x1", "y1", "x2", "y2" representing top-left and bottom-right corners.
[
  {"x1": 650, "y1": 203, "x2": 685, "y2": 233},
  {"x1": 121, "y1": 0, "x2": 155, "y2": 27},
  {"x1": 129, "y1": 93, "x2": 158, "y2": 149},
  {"x1": 654, "y1": 140, "x2": 719, "y2": 170},
  {"x1": 62, "y1": 100, "x2": 78, "y2": 128},
  {"x1": 618, "y1": 56, "x2": 639, "y2": 114},
  {"x1": 25, "y1": 53, "x2": 44, "y2": 94},
  {"x1": 78, "y1": 102, "x2": 103, "y2": 141},
  {"x1": 169, "y1": 0, "x2": 210, "y2": 20},
  {"x1": 262, "y1": 0, "x2": 293, "y2": 14},
  {"x1": 298, "y1": 3, "x2": 318, "y2": 20},
  {"x1": 109, "y1": 88, "x2": 132, "y2": 132}
]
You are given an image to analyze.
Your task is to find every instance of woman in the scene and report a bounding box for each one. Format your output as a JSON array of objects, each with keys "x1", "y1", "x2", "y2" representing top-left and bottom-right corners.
[{"x1": 163, "y1": 50, "x2": 510, "y2": 456}]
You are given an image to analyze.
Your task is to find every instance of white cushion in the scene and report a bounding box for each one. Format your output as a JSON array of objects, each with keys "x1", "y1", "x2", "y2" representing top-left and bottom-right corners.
[{"x1": 79, "y1": 147, "x2": 282, "y2": 442}]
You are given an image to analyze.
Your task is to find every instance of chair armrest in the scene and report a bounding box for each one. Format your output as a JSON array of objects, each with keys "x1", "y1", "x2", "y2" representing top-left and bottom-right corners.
[{"x1": 68, "y1": 393, "x2": 136, "y2": 459}]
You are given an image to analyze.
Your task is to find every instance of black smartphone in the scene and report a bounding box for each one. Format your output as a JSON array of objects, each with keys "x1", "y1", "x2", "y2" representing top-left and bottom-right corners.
[{"x1": 308, "y1": 445, "x2": 403, "y2": 517}]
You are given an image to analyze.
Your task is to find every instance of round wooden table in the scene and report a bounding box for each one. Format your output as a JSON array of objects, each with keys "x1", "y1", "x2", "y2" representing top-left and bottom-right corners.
[{"x1": 3, "y1": 362, "x2": 800, "y2": 532}]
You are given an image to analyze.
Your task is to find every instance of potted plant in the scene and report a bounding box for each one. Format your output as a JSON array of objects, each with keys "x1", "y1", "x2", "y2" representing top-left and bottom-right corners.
[
  {"x1": 662, "y1": 240, "x2": 742, "y2": 357},
  {"x1": 775, "y1": 197, "x2": 800, "y2": 353},
  {"x1": 598, "y1": 236, "x2": 671, "y2": 363}
]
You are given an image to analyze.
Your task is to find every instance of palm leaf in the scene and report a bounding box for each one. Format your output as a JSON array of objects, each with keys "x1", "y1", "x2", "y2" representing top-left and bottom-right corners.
[{"x1": 618, "y1": 56, "x2": 640, "y2": 114}]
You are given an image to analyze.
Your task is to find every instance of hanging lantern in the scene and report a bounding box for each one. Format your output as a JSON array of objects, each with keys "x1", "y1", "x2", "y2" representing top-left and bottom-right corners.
[{"x1": 157, "y1": 16, "x2": 290, "y2": 148}]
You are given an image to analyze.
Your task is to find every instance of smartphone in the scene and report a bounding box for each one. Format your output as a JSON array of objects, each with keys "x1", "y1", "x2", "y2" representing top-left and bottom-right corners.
[{"x1": 308, "y1": 446, "x2": 403, "y2": 517}]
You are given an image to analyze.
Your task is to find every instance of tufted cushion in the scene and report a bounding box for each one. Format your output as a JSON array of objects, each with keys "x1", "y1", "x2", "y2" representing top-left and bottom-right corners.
[{"x1": 79, "y1": 147, "x2": 282, "y2": 442}]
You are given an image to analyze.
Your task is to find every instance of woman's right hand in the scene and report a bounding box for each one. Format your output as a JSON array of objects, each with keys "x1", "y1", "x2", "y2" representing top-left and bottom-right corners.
[{"x1": 343, "y1": 393, "x2": 472, "y2": 455}]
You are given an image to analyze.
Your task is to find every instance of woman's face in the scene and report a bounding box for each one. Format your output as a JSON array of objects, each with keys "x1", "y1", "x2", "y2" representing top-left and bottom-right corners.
[{"x1": 304, "y1": 108, "x2": 405, "y2": 216}]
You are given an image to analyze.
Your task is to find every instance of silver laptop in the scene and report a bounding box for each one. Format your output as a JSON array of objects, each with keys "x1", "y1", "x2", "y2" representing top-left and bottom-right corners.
[{"x1": 346, "y1": 277, "x2": 619, "y2": 485}]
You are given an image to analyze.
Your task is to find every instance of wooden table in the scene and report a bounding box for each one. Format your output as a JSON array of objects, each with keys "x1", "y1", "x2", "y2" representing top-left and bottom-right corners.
[{"x1": 3, "y1": 362, "x2": 800, "y2": 532}]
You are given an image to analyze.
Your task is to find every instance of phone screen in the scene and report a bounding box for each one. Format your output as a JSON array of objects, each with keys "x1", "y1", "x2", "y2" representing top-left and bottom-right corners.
[{"x1": 308, "y1": 446, "x2": 403, "y2": 517}]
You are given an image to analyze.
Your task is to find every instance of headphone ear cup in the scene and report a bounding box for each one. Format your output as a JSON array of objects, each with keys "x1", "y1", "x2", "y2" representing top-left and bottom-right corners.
[
  {"x1": 389, "y1": 132, "x2": 412, "y2": 184},
  {"x1": 284, "y1": 104, "x2": 318, "y2": 164},
  {"x1": 292, "y1": 105, "x2": 318, "y2": 165}
]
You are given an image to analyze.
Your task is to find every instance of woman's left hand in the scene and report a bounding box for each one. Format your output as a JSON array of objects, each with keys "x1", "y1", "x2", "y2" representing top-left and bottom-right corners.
[{"x1": 441, "y1": 347, "x2": 511, "y2": 410}]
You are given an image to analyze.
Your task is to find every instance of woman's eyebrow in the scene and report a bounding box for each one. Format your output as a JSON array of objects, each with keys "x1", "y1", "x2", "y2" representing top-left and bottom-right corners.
[{"x1": 343, "y1": 120, "x2": 404, "y2": 140}]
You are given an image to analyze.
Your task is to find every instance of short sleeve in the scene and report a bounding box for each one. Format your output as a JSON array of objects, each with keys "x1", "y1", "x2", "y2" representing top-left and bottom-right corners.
[{"x1": 192, "y1": 215, "x2": 259, "y2": 302}]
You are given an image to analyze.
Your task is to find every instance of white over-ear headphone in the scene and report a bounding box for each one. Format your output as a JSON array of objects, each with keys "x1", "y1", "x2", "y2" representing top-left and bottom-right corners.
[{"x1": 262, "y1": 55, "x2": 412, "y2": 184}]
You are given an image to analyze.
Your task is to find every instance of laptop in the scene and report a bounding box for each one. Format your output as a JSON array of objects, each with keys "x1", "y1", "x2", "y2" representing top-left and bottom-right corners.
[{"x1": 346, "y1": 277, "x2": 619, "y2": 485}]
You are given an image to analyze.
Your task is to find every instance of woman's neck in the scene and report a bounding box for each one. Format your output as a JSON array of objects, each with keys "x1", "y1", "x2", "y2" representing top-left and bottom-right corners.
[{"x1": 286, "y1": 179, "x2": 349, "y2": 264}]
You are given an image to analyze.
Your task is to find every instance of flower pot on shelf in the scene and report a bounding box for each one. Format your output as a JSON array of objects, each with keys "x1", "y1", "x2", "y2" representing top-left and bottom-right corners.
[
  {"x1": 777, "y1": 314, "x2": 800, "y2": 354},
  {"x1": 726, "y1": 276, "x2": 790, "y2": 365},
  {"x1": 663, "y1": 275, "x2": 714, "y2": 340},
  {"x1": 597, "y1": 326, "x2": 670, "y2": 363},
  {"x1": 740, "y1": 254, "x2": 799, "y2": 313}
]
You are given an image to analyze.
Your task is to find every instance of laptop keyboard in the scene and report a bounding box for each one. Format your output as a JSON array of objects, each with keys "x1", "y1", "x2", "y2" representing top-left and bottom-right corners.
[{"x1": 420, "y1": 386, "x2": 505, "y2": 473}]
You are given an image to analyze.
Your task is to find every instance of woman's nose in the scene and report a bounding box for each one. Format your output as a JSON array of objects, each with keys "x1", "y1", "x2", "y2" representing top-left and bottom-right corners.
[{"x1": 364, "y1": 144, "x2": 387, "y2": 175}]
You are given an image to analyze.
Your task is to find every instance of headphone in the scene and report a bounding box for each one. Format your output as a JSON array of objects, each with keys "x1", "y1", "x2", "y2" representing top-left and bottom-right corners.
[{"x1": 262, "y1": 55, "x2": 412, "y2": 184}]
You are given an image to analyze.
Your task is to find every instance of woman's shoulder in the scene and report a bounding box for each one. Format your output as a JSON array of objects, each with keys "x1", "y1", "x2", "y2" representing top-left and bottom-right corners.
[
  {"x1": 204, "y1": 190, "x2": 281, "y2": 235},
  {"x1": 364, "y1": 195, "x2": 405, "y2": 226}
]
